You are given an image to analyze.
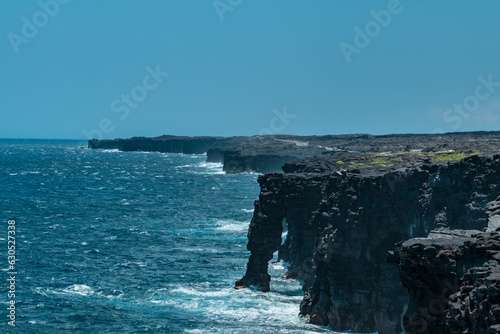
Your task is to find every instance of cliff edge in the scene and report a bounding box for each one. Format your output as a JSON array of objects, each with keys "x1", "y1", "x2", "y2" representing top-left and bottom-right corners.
[
  {"x1": 236, "y1": 150, "x2": 500, "y2": 333},
  {"x1": 89, "y1": 131, "x2": 500, "y2": 174}
]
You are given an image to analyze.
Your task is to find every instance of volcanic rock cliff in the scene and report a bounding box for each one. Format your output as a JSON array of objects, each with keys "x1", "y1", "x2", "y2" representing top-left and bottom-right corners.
[
  {"x1": 89, "y1": 131, "x2": 500, "y2": 174},
  {"x1": 236, "y1": 154, "x2": 500, "y2": 334},
  {"x1": 89, "y1": 135, "x2": 323, "y2": 173},
  {"x1": 89, "y1": 131, "x2": 500, "y2": 333},
  {"x1": 390, "y1": 196, "x2": 500, "y2": 334}
]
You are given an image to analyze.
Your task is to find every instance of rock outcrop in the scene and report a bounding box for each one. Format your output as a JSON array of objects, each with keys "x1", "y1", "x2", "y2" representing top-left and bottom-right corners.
[
  {"x1": 237, "y1": 155, "x2": 500, "y2": 334},
  {"x1": 391, "y1": 224, "x2": 500, "y2": 333}
]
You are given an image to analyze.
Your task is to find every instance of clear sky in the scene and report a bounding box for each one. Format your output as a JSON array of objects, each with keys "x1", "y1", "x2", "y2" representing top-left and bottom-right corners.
[{"x1": 1, "y1": 0, "x2": 500, "y2": 139}]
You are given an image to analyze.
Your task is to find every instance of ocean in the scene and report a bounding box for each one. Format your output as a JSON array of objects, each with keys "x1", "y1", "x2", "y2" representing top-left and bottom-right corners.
[{"x1": 0, "y1": 140, "x2": 333, "y2": 333}]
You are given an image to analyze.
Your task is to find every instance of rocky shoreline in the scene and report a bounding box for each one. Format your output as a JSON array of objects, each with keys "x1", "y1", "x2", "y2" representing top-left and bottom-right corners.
[
  {"x1": 390, "y1": 226, "x2": 500, "y2": 333},
  {"x1": 89, "y1": 131, "x2": 500, "y2": 333},
  {"x1": 236, "y1": 154, "x2": 500, "y2": 334},
  {"x1": 89, "y1": 134, "x2": 325, "y2": 173},
  {"x1": 89, "y1": 131, "x2": 500, "y2": 174}
]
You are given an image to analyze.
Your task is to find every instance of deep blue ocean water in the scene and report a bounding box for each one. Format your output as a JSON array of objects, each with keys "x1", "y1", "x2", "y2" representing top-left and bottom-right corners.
[{"x1": 0, "y1": 140, "x2": 334, "y2": 334}]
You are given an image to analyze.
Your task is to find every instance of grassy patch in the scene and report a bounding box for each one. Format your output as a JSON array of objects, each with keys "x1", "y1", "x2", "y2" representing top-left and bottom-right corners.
[
  {"x1": 431, "y1": 152, "x2": 467, "y2": 162},
  {"x1": 430, "y1": 151, "x2": 482, "y2": 162},
  {"x1": 370, "y1": 158, "x2": 387, "y2": 164}
]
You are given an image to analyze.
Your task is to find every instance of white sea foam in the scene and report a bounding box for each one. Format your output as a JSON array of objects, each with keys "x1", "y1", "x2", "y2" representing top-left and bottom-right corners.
[
  {"x1": 241, "y1": 208, "x2": 254, "y2": 213},
  {"x1": 86, "y1": 186, "x2": 105, "y2": 190},
  {"x1": 189, "y1": 162, "x2": 225, "y2": 174},
  {"x1": 214, "y1": 220, "x2": 248, "y2": 232},
  {"x1": 269, "y1": 261, "x2": 287, "y2": 271},
  {"x1": 134, "y1": 151, "x2": 158, "y2": 154},
  {"x1": 33, "y1": 287, "x2": 49, "y2": 297},
  {"x1": 172, "y1": 287, "x2": 231, "y2": 298},
  {"x1": 161, "y1": 281, "x2": 334, "y2": 334},
  {"x1": 98, "y1": 290, "x2": 124, "y2": 299},
  {"x1": 62, "y1": 284, "x2": 94, "y2": 296},
  {"x1": 42, "y1": 285, "x2": 125, "y2": 301},
  {"x1": 198, "y1": 162, "x2": 223, "y2": 168},
  {"x1": 18, "y1": 170, "x2": 41, "y2": 175}
]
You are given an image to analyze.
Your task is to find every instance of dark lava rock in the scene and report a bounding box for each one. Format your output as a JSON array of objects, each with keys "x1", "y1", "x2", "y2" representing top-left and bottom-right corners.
[
  {"x1": 236, "y1": 155, "x2": 500, "y2": 334},
  {"x1": 90, "y1": 131, "x2": 500, "y2": 333},
  {"x1": 89, "y1": 131, "x2": 500, "y2": 174},
  {"x1": 392, "y1": 225, "x2": 500, "y2": 333}
]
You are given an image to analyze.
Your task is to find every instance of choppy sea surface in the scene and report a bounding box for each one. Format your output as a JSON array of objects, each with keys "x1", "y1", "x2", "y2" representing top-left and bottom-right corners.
[{"x1": 0, "y1": 139, "x2": 333, "y2": 334}]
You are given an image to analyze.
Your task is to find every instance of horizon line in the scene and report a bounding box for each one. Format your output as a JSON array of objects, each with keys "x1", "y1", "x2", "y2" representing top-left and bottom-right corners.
[{"x1": 1, "y1": 129, "x2": 500, "y2": 141}]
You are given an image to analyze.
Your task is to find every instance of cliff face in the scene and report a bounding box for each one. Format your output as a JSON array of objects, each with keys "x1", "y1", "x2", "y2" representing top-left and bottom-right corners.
[
  {"x1": 89, "y1": 136, "x2": 233, "y2": 154},
  {"x1": 235, "y1": 173, "x2": 330, "y2": 291},
  {"x1": 391, "y1": 224, "x2": 500, "y2": 333},
  {"x1": 236, "y1": 155, "x2": 500, "y2": 334},
  {"x1": 88, "y1": 135, "x2": 323, "y2": 173},
  {"x1": 89, "y1": 132, "x2": 500, "y2": 332},
  {"x1": 222, "y1": 148, "x2": 305, "y2": 174}
]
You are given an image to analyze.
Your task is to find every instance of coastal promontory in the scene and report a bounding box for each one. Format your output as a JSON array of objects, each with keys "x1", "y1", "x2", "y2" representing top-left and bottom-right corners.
[{"x1": 90, "y1": 131, "x2": 500, "y2": 333}]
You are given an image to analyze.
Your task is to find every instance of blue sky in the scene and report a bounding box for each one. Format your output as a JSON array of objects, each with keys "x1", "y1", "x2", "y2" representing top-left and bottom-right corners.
[{"x1": 1, "y1": 0, "x2": 500, "y2": 139}]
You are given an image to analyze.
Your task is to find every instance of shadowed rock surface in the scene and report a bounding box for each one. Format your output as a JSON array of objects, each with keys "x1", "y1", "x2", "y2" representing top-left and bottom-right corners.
[
  {"x1": 391, "y1": 217, "x2": 500, "y2": 333},
  {"x1": 236, "y1": 153, "x2": 500, "y2": 333}
]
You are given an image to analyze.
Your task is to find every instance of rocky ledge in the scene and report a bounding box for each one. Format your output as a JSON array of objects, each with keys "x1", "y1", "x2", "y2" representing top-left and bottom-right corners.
[
  {"x1": 390, "y1": 223, "x2": 500, "y2": 333},
  {"x1": 236, "y1": 151, "x2": 500, "y2": 333}
]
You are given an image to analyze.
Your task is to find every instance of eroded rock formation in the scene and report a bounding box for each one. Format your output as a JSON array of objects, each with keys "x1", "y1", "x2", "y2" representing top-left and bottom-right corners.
[
  {"x1": 237, "y1": 155, "x2": 500, "y2": 334},
  {"x1": 88, "y1": 131, "x2": 500, "y2": 332},
  {"x1": 391, "y1": 224, "x2": 500, "y2": 333}
]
